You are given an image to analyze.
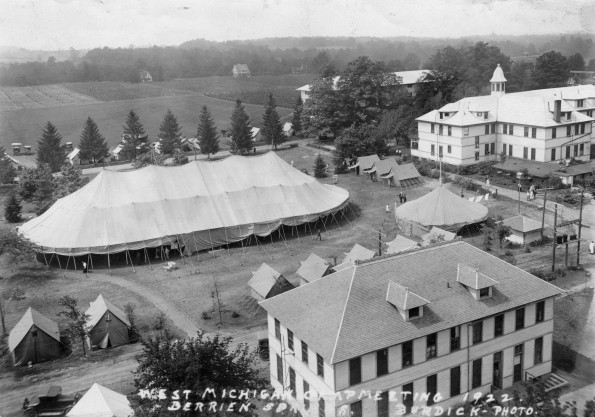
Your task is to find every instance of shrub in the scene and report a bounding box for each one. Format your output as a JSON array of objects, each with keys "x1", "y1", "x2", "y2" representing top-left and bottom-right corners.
[
  {"x1": 202, "y1": 311, "x2": 211, "y2": 320},
  {"x1": 4, "y1": 192, "x2": 22, "y2": 223},
  {"x1": 313, "y1": 154, "x2": 327, "y2": 178},
  {"x1": 524, "y1": 246, "x2": 531, "y2": 253}
]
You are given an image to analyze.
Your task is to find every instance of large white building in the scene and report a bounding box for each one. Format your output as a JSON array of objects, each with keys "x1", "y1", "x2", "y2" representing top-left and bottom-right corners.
[
  {"x1": 260, "y1": 241, "x2": 562, "y2": 417},
  {"x1": 413, "y1": 65, "x2": 595, "y2": 166}
]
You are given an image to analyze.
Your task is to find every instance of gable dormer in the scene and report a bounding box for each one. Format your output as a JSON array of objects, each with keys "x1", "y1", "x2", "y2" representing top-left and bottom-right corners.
[
  {"x1": 386, "y1": 281, "x2": 430, "y2": 321},
  {"x1": 457, "y1": 264, "x2": 499, "y2": 300}
]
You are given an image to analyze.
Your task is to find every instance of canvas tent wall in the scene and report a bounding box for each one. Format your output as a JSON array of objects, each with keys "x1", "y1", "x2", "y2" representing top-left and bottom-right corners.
[
  {"x1": 85, "y1": 295, "x2": 130, "y2": 350},
  {"x1": 67, "y1": 383, "x2": 133, "y2": 417},
  {"x1": 18, "y1": 152, "x2": 349, "y2": 257},
  {"x1": 334, "y1": 244, "x2": 376, "y2": 271},
  {"x1": 382, "y1": 163, "x2": 422, "y2": 187},
  {"x1": 421, "y1": 226, "x2": 457, "y2": 246},
  {"x1": 8, "y1": 307, "x2": 60, "y2": 366},
  {"x1": 248, "y1": 263, "x2": 295, "y2": 301},
  {"x1": 364, "y1": 158, "x2": 399, "y2": 183},
  {"x1": 385, "y1": 235, "x2": 418, "y2": 255},
  {"x1": 395, "y1": 186, "x2": 488, "y2": 235},
  {"x1": 348, "y1": 154, "x2": 381, "y2": 175},
  {"x1": 296, "y1": 253, "x2": 331, "y2": 285}
]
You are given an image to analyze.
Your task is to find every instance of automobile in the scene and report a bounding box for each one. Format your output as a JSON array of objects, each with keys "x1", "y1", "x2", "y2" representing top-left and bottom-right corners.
[{"x1": 23, "y1": 386, "x2": 80, "y2": 417}]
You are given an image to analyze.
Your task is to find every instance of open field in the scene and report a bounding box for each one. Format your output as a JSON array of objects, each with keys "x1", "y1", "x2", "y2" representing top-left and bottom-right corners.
[
  {"x1": 0, "y1": 93, "x2": 293, "y2": 151},
  {"x1": 0, "y1": 85, "x2": 99, "y2": 111},
  {"x1": 63, "y1": 81, "x2": 192, "y2": 102}
]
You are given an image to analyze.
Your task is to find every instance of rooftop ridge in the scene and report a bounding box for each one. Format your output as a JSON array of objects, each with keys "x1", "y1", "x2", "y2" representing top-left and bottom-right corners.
[
  {"x1": 358, "y1": 239, "x2": 461, "y2": 267},
  {"x1": 330, "y1": 265, "x2": 358, "y2": 364}
]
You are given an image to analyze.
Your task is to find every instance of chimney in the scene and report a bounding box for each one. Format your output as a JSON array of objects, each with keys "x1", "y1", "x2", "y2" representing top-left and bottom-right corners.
[{"x1": 554, "y1": 100, "x2": 562, "y2": 123}]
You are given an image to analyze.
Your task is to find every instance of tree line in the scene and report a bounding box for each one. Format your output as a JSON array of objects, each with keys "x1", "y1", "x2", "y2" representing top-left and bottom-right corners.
[{"x1": 1, "y1": 35, "x2": 593, "y2": 86}]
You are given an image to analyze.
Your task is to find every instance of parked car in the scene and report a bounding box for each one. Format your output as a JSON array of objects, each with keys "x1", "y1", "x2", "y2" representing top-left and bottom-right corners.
[{"x1": 23, "y1": 386, "x2": 80, "y2": 417}]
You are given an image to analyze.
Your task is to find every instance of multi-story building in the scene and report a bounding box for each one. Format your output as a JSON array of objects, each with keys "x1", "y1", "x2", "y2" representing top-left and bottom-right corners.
[
  {"x1": 413, "y1": 65, "x2": 595, "y2": 166},
  {"x1": 260, "y1": 241, "x2": 561, "y2": 417}
]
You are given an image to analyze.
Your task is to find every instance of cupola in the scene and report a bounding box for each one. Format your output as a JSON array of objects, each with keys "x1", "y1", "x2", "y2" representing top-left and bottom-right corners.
[{"x1": 490, "y1": 64, "x2": 507, "y2": 97}]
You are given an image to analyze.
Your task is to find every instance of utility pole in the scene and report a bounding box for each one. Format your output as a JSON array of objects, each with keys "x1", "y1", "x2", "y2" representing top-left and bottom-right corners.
[
  {"x1": 552, "y1": 203, "x2": 558, "y2": 273},
  {"x1": 577, "y1": 190, "x2": 584, "y2": 266},
  {"x1": 540, "y1": 189, "x2": 548, "y2": 241},
  {"x1": 517, "y1": 183, "x2": 521, "y2": 214}
]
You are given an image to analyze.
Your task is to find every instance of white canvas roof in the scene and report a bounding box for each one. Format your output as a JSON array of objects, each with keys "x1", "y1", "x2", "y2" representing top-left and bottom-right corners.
[
  {"x1": 8, "y1": 307, "x2": 60, "y2": 352},
  {"x1": 67, "y1": 383, "x2": 133, "y2": 417},
  {"x1": 341, "y1": 244, "x2": 376, "y2": 264},
  {"x1": 385, "y1": 235, "x2": 418, "y2": 255},
  {"x1": 18, "y1": 152, "x2": 349, "y2": 255},
  {"x1": 85, "y1": 295, "x2": 130, "y2": 329}
]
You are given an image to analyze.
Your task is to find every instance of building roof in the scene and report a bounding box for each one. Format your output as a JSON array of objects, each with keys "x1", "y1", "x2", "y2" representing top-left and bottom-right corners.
[
  {"x1": 67, "y1": 383, "x2": 133, "y2": 417},
  {"x1": 4, "y1": 154, "x2": 37, "y2": 170},
  {"x1": 490, "y1": 64, "x2": 507, "y2": 83},
  {"x1": 349, "y1": 154, "x2": 381, "y2": 170},
  {"x1": 341, "y1": 243, "x2": 376, "y2": 264},
  {"x1": 67, "y1": 148, "x2": 80, "y2": 161},
  {"x1": 248, "y1": 263, "x2": 284, "y2": 298},
  {"x1": 260, "y1": 241, "x2": 562, "y2": 364},
  {"x1": 386, "y1": 281, "x2": 430, "y2": 310},
  {"x1": 456, "y1": 264, "x2": 499, "y2": 290},
  {"x1": 8, "y1": 307, "x2": 60, "y2": 352},
  {"x1": 553, "y1": 161, "x2": 595, "y2": 177},
  {"x1": 233, "y1": 64, "x2": 250, "y2": 72},
  {"x1": 283, "y1": 122, "x2": 293, "y2": 133},
  {"x1": 388, "y1": 163, "x2": 421, "y2": 181},
  {"x1": 296, "y1": 253, "x2": 330, "y2": 284},
  {"x1": 502, "y1": 215, "x2": 544, "y2": 233},
  {"x1": 250, "y1": 127, "x2": 260, "y2": 138},
  {"x1": 385, "y1": 235, "x2": 418, "y2": 255},
  {"x1": 85, "y1": 294, "x2": 130, "y2": 330}
]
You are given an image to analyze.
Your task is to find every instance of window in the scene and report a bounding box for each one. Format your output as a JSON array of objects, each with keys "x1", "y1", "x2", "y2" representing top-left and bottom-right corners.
[
  {"x1": 475, "y1": 152, "x2": 479, "y2": 161},
  {"x1": 303, "y1": 381, "x2": 310, "y2": 410},
  {"x1": 577, "y1": 99, "x2": 584, "y2": 107},
  {"x1": 317, "y1": 354, "x2": 324, "y2": 378},
  {"x1": 531, "y1": 127, "x2": 536, "y2": 138},
  {"x1": 495, "y1": 314, "x2": 504, "y2": 337},
  {"x1": 289, "y1": 367, "x2": 296, "y2": 397},
  {"x1": 567, "y1": 112, "x2": 571, "y2": 120},
  {"x1": 552, "y1": 128, "x2": 557, "y2": 139},
  {"x1": 277, "y1": 354, "x2": 283, "y2": 383},
  {"x1": 439, "y1": 125, "x2": 444, "y2": 135},
  {"x1": 450, "y1": 366, "x2": 461, "y2": 397},
  {"x1": 444, "y1": 112, "x2": 450, "y2": 117},
  {"x1": 319, "y1": 397, "x2": 325, "y2": 417},
  {"x1": 439, "y1": 146, "x2": 443, "y2": 158},
  {"x1": 473, "y1": 321, "x2": 483, "y2": 344},
  {"x1": 409, "y1": 307, "x2": 420, "y2": 318},
  {"x1": 524, "y1": 126, "x2": 529, "y2": 137},
  {"x1": 440, "y1": 112, "x2": 444, "y2": 120},
  {"x1": 567, "y1": 125, "x2": 572, "y2": 136},
  {"x1": 431, "y1": 144, "x2": 435, "y2": 156},
  {"x1": 574, "y1": 144, "x2": 579, "y2": 156},
  {"x1": 551, "y1": 148, "x2": 556, "y2": 161},
  {"x1": 503, "y1": 124, "x2": 508, "y2": 134},
  {"x1": 376, "y1": 348, "x2": 388, "y2": 377},
  {"x1": 479, "y1": 287, "x2": 490, "y2": 298},
  {"x1": 287, "y1": 329, "x2": 294, "y2": 351},
  {"x1": 475, "y1": 136, "x2": 480, "y2": 148},
  {"x1": 427, "y1": 374, "x2": 437, "y2": 405},
  {"x1": 431, "y1": 123, "x2": 435, "y2": 133},
  {"x1": 536, "y1": 301, "x2": 545, "y2": 323},
  {"x1": 484, "y1": 112, "x2": 488, "y2": 120},
  {"x1": 509, "y1": 144, "x2": 513, "y2": 156},
  {"x1": 426, "y1": 333, "x2": 437, "y2": 359},
  {"x1": 534, "y1": 337, "x2": 543, "y2": 364},
  {"x1": 485, "y1": 125, "x2": 490, "y2": 135},
  {"x1": 448, "y1": 126, "x2": 452, "y2": 136},
  {"x1": 301, "y1": 341, "x2": 309, "y2": 364},
  {"x1": 402, "y1": 340, "x2": 413, "y2": 367},
  {"x1": 349, "y1": 357, "x2": 361, "y2": 386},
  {"x1": 523, "y1": 147, "x2": 528, "y2": 159},
  {"x1": 451, "y1": 326, "x2": 460, "y2": 351},
  {"x1": 485, "y1": 143, "x2": 489, "y2": 155},
  {"x1": 491, "y1": 142, "x2": 495, "y2": 155},
  {"x1": 491, "y1": 123, "x2": 496, "y2": 134},
  {"x1": 350, "y1": 401, "x2": 362, "y2": 417},
  {"x1": 516, "y1": 308, "x2": 525, "y2": 330},
  {"x1": 581, "y1": 123, "x2": 586, "y2": 134},
  {"x1": 510, "y1": 125, "x2": 514, "y2": 135},
  {"x1": 580, "y1": 143, "x2": 584, "y2": 155},
  {"x1": 275, "y1": 318, "x2": 281, "y2": 340},
  {"x1": 531, "y1": 148, "x2": 536, "y2": 161},
  {"x1": 472, "y1": 358, "x2": 482, "y2": 389},
  {"x1": 566, "y1": 146, "x2": 571, "y2": 158},
  {"x1": 503, "y1": 143, "x2": 507, "y2": 153},
  {"x1": 447, "y1": 145, "x2": 452, "y2": 154},
  {"x1": 377, "y1": 391, "x2": 389, "y2": 417},
  {"x1": 575, "y1": 124, "x2": 580, "y2": 135},
  {"x1": 464, "y1": 127, "x2": 469, "y2": 135}
]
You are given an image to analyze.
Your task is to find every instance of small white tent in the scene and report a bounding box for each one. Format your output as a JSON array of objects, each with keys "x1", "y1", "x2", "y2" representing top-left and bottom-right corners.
[{"x1": 67, "y1": 383, "x2": 133, "y2": 417}]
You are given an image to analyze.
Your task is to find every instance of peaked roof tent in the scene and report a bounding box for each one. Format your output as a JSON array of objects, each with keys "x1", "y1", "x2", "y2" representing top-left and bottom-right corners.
[
  {"x1": 67, "y1": 383, "x2": 133, "y2": 417},
  {"x1": 457, "y1": 264, "x2": 499, "y2": 290},
  {"x1": 296, "y1": 253, "x2": 330, "y2": 284},
  {"x1": 342, "y1": 243, "x2": 376, "y2": 264},
  {"x1": 386, "y1": 281, "x2": 430, "y2": 310},
  {"x1": 85, "y1": 295, "x2": 130, "y2": 329},
  {"x1": 364, "y1": 158, "x2": 398, "y2": 175},
  {"x1": 385, "y1": 235, "x2": 418, "y2": 255},
  {"x1": 348, "y1": 154, "x2": 380, "y2": 170},
  {"x1": 248, "y1": 263, "x2": 294, "y2": 299},
  {"x1": 8, "y1": 307, "x2": 60, "y2": 352}
]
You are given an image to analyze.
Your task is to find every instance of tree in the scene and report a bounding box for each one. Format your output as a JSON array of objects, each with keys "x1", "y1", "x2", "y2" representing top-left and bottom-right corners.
[
  {"x1": 133, "y1": 151, "x2": 166, "y2": 169},
  {"x1": 37, "y1": 122, "x2": 66, "y2": 172},
  {"x1": 313, "y1": 154, "x2": 327, "y2": 178},
  {"x1": 333, "y1": 124, "x2": 389, "y2": 168},
  {"x1": 197, "y1": 105, "x2": 219, "y2": 159},
  {"x1": 4, "y1": 192, "x2": 22, "y2": 223},
  {"x1": 301, "y1": 75, "x2": 343, "y2": 138},
  {"x1": 533, "y1": 51, "x2": 570, "y2": 89},
  {"x1": 133, "y1": 331, "x2": 267, "y2": 417},
  {"x1": 567, "y1": 53, "x2": 585, "y2": 71},
  {"x1": 53, "y1": 164, "x2": 88, "y2": 200},
  {"x1": 229, "y1": 100, "x2": 253, "y2": 154},
  {"x1": 121, "y1": 111, "x2": 150, "y2": 161},
  {"x1": 31, "y1": 164, "x2": 56, "y2": 215},
  {"x1": 495, "y1": 222, "x2": 512, "y2": 248},
  {"x1": 291, "y1": 96, "x2": 302, "y2": 134},
  {"x1": 78, "y1": 117, "x2": 109, "y2": 163},
  {"x1": 57, "y1": 296, "x2": 90, "y2": 357},
  {"x1": 261, "y1": 93, "x2": 285, "y2": 149},
  {"x1": 0, "y1": 147, "x2": 16, "y2": 184},
  {"x1": 158, "y1": 110, "x2": 183, "y2": 155},
  {"x1": 124, "y1": 303, "x2": 140, "y2": 342}
]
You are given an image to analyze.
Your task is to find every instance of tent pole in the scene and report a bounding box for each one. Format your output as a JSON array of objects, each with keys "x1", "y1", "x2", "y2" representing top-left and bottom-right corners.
[
  {"x1": 56, "y1": 254, "x2": 62, "y2": 269},
  {"x1": 65, "y1": 255, "x2": 71, "y2": 271},
  {"x1": 43, "y1": 252, "x2": 49, "y2": 267},
  {"x1": 174, "y1": 236, "x2": 185, "y2": 264},
  {"x1": 279, "y1": 225, "x2": 291, "y2": 254},
  {"x1": 207, "y1": 229, "x2": 216, "y2": 257},
  {"x1": 73, "y1": 255, "x2": 77, "y2": 270},
  {"x1": 238, "y1": 227, "x2": 246, "y2": 265},
  {"x1": 107, "y1": 251, "x2": 111, "y2": 274},
  {"x1": 331, "y1": 211, "x2": 341, "y2": 228},
  {"x1": 321, "y1": 216, "x2": 331, "y2": 238},
  {"x1": 292, "y1": 217, "x2": 301, "y2": 243},
  {"x1": 144, "y1": 244, "x2": 152, "y2": 270},
  {"x1": 222, "y1": 227, "x2": 231, "y2": 256},
  {"x1": 190, "y1": 232, "x2": 201, "y2": 264},
  {"x1": 307, "y1": 221, "x2": 313, "y2": 237},
  {"x1": 125, "y1": 248, "x2": 136, "y2": 272}
]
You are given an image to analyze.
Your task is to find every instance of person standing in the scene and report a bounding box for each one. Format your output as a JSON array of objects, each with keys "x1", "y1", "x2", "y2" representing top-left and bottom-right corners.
[
  {"x1": 316, "y1": 229, "x2": 322, "y2": 241},
  {"x1": 164, "y1": 247, "x2": 170, "y2": 260},
  {"x1": 403, "y1": 193, "x2": 407, "y2": 203},
  {"x1": 82, "y1": 261, "x2": 88, "y2": 277}
]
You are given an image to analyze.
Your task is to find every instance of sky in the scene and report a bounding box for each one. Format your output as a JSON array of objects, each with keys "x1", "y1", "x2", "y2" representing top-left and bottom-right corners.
[{"x1": 0, "y1": 0, "x2": 594, "y2": 51}]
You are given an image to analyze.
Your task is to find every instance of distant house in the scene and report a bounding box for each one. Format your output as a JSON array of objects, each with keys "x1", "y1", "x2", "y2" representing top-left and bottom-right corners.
[
  {"x1": 283, "y1": 122, "x2": 295, "y2": 137},
  {"x1": 3, "y1": 154, "x2": 37, "y2": 171},
  {"x1": 232, "y1": 64, "x2": 251, "y2": 78},
  {"x1": 67, "y1": 147, "x2": 81, "y2": 165},
  {"x1": 251, "y1": 127, "x2": 261, "y2": 142},
  {"x1": 112, "y1": 144, "x2": 125, "y2": 161},
  {"x1": 139, "y1": 70, "x2": 152, "y2": 82}
]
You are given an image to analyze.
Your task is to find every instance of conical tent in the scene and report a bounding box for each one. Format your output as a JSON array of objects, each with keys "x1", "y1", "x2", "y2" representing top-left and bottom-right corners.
[
  {"x1": 8, "y1": 307, "x2": 60, "y2": 366},
  {"x1": 18, "y1": 152, "x2": 349, "y2": 256},
  {"x1": 395, "y1": 186, "x2": 488, "y2": 235},
  {"x1": 67, "y1": 383, "x2": 133, "y2": 417},
  {"x1": 85, "y1": 295, "x2": 130, "y2": 349}
]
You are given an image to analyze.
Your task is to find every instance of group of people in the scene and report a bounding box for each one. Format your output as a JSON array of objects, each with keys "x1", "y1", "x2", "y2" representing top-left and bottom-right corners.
[{"x1": 397, "y1": 192, "x2": 407, "y2": 203}]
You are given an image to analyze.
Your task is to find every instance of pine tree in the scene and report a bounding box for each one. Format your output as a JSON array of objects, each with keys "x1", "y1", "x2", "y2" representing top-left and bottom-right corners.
[
  {"x1": 158, "y1": 109, "x2": 182, "y2": 155},
  {"x1": 4, "y1": 192, "x2": 22, "y2": 223},
  {"x1": 313, "y1": 154, "x2": 327, "y2": 178},
  {"x1": 37, "y1": 122, "x2": 66, "y2": 172},
  {"x1": 121, "y1": 110, "x2": 150, "y2": 160},
  {"x1": 197, "y1": 105, "x2": 220, "y2": 159},
  {"x1": 78, "y1": 117, "x2": 109, "y2": 163},
  {"x1": 0, "y1": 146, "x2": 15, "y2": 184},
  {"x1": 229, "y1": 100, "x2": 253, "y2": 154},
  {"x1": 291, "y1": 96, "x2": 303, "y2": 135},
  {"x1": 261, "y1": 93, "x2": 285, "y2": 149}
]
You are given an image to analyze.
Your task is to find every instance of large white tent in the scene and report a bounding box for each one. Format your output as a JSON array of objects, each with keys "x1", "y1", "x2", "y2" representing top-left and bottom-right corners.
[
  {"x1": 19, "y1": 153, "x2": 350, "y2": 256},
  {"x1": 67, "y1": 383, "x2": 133, "y2": 417}
]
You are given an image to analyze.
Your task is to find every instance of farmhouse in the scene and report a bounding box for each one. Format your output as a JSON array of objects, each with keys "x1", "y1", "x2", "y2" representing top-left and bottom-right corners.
[
  {"x1": 501, "y1": 216, "x2": 544, "y2": 245},
  {"x1": 139, "y1": 70, "x2": 152, "y2": 82},
  {"x1": 232, "y1": 64, "x2": 251, "y2": 78},
  {"x1": 413, "y1": 65, "x2": 595, "y2": 167},
  {"x1": 260, "y1": 241, "x2": 562, "y2": 417}
]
